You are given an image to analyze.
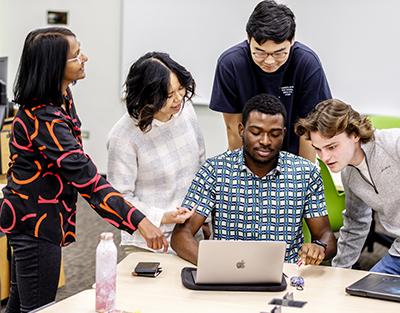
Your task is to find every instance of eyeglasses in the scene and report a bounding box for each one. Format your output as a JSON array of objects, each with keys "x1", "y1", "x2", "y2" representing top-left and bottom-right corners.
[
  {"x1": 67, "y1": 50, "x2": 83, "y2": 64},
  {"x1": 252, "y1": 51, "x2": 288, "y2": 60}
]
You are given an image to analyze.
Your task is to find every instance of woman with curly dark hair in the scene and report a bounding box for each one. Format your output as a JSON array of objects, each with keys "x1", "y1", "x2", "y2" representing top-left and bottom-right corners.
[{"x1": 107, "y1": 52, "x2": 206, "y2": 255}]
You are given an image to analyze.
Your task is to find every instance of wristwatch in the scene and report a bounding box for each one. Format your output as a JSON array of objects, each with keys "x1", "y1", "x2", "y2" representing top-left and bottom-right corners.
[{"x1": 312, "y1": 240, "x2": 328, "y2": 253}]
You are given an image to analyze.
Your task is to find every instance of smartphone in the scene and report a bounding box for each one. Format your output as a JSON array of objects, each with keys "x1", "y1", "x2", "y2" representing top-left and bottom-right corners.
[
  {"x1": 133, "y1": 262, "x2": 162, "y2": 277},
  {"x1": 134, "y1": 262, "x2": 160, "y2": 273}
]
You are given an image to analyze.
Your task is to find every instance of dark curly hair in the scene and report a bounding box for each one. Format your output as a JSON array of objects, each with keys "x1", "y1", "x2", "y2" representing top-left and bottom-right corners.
[
  {"x1": 124, "y1": 52, "x2": 196, "y2": 132},
  {"x1": 246, "y1": 0, "x2": 296, "y2": 45},
  {"x1": 242, "y1": 93, "x2": 287, "y2": 126}
]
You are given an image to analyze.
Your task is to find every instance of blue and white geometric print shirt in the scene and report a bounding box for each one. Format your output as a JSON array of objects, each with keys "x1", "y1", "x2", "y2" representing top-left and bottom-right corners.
[{"x1": 182, "y1": 148, "x2": 327, "y2": 263}]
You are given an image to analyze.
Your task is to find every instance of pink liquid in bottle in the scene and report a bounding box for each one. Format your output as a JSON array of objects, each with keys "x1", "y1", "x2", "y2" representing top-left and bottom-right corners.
[{"x1": 95, "y1": 232, "x2": 117, "y2": 312}]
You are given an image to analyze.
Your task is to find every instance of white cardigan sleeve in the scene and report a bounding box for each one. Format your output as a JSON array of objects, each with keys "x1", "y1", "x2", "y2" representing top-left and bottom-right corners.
[{"x1": 106, "y1": 128, "x2": 165, "y2": 228}]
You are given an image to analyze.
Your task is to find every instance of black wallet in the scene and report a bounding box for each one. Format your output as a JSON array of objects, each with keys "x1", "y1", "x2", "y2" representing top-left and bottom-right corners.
[{"x1": 132, "y1": 262, "x2": 162, "y2": 277}]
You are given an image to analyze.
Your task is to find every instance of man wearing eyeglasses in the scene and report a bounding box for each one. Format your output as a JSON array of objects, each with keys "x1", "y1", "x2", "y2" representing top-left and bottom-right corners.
[{"x1": 210, "y1": 0, "x2": 331, "y2": 161}]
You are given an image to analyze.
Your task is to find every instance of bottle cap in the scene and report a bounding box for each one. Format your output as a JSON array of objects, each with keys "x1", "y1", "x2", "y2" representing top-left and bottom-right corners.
[{"x1": 100, "y1": 232, "x2": 114, "y2": 240}]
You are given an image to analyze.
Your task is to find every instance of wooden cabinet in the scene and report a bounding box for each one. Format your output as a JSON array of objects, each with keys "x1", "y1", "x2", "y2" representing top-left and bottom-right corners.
[{"x1": 0, "y1": 231, "x2": 10, "y2": 301}]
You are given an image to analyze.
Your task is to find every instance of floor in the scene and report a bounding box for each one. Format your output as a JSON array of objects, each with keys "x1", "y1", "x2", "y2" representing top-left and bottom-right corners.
[{"x1": 1, "y1": 196, "x2": 390, "y2": 312}]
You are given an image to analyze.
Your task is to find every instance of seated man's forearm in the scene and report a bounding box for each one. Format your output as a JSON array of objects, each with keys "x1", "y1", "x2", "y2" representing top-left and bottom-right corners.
[
  {"x1": 171, "y1": 223, "x2": 200, "y2": 265},
  {"x1": 319, "y1": 230, "x2": 337, "y2": 261},
  {"x1": 306, "y1": 215, "x2": 337, "y2": 261}
]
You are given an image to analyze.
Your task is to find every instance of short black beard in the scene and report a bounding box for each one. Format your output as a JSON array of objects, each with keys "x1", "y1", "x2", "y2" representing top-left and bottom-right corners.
[{"x1": 243, "y1": 146, "x2": 277, "y2": 167}]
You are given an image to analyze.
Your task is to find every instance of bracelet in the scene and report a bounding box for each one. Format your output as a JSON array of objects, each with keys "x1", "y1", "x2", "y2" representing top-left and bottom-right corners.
[{"x1": 312, "y1": 240, "x2": 328, "y2": 253}]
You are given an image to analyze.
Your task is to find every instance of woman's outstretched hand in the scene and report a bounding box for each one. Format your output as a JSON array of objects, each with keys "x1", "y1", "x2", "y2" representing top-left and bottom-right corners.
[
  {"x1": 162, "y1": 206, "x2": 196, "y2": 224},
  {"x1": 137, "y1": 217, "x2": 169, "y2": 253}
]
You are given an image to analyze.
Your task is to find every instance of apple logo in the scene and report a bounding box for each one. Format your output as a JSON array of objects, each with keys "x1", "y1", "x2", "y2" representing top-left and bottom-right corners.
[{"x1": 236, "y1": 260, "x2": 245, "y2": 269}]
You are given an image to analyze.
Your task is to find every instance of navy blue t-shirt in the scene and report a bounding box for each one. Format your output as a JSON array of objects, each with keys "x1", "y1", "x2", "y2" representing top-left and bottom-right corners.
[{"x1": 210, "y1": 40, "x2": 331, "y2": 155}]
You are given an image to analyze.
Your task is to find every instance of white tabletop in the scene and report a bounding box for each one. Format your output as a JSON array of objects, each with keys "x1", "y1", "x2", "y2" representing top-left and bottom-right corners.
[{"x1": 40, "y1": 252, "x2": 399, "y2": 313}]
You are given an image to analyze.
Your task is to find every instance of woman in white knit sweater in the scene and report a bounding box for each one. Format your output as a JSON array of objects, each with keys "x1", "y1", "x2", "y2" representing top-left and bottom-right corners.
[{"x1": 107, "y1": 52, "x2": 206, "y2": 254}]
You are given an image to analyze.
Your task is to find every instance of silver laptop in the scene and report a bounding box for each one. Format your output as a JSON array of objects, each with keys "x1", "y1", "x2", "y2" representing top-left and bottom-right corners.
[{"x1": 194, "y1": 240, "x2": 286, "y2": 284}]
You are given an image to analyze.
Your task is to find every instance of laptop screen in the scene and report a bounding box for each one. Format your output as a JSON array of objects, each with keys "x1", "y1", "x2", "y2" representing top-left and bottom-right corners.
[{"x1": 196, "y1": 240, "x2": 286, "y2": 285}]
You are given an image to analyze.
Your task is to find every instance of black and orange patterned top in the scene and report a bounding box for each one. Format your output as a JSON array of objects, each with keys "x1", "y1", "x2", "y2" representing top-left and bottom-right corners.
[{"x1": 0, "y1": 88, "x2": 145, "y2": 246}]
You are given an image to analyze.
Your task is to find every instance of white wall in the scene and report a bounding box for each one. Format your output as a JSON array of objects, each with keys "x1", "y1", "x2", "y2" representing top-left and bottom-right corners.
[
  {"x1": 121, "y1": 0, "x2": 260, "y2": 105},
  {"x1": 0, "y1": 0, "x2": 126, "y2": 174},
  {"x1": 280, "y1": 0, "x2": 400, "y2": 116},
  {"x1": 0, "y1": 0, "x2": 228, "y2": 173},
  {"x1": 194, "y1": 105, "x2": 228, "y2": 157},
  {"x1": 2, "y1": 0, "x2": 400, "y2": 174}
]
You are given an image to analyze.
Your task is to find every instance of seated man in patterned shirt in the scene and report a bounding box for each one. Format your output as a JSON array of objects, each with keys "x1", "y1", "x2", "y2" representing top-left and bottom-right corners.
[{"x1": 171, "y1": 93, "x2": 336, "y2": 265}]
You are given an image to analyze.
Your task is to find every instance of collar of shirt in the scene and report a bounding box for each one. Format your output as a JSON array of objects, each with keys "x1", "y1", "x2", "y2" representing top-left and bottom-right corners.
[
  {"x1": 354, "y1": 155, "x2": 373, "y2": 184},
  {"x1": 152, "y1": 105, "x2": 183, "y2": 127}
]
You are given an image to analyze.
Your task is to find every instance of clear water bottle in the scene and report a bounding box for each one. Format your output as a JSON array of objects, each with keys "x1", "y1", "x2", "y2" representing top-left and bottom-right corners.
[{"x1": 95, "y1": 232, "x2": 117, "y2": 312}]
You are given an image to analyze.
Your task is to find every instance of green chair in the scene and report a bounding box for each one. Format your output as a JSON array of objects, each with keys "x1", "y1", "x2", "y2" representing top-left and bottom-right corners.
[
  {"x1": 362, "y1": 115, "x2": 400, "y2": 252},
  {"x1": 367, "y1": 115, "x2": 400, "y2": 130},
  {"x1": 303, "y1": 158, "x2": 345, "y2": 243}
]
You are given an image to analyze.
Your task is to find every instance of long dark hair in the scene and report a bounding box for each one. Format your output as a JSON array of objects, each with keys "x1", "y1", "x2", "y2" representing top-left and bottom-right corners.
[
  {"x1": 124, "y1": 51, "x2": 196, "y2": 132},
  {"x1": 13, "y1": 27, "x2": 75, "y2": 108}
]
